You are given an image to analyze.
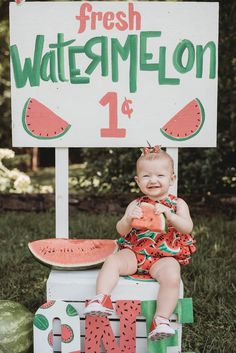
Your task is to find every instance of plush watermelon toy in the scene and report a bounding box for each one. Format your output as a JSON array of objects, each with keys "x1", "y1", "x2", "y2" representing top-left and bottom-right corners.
[
  {"x1": 160, "y1": 98, "x2": 205, "y2": 141},
  {"x1": 22, "y1": 98, "x2": 71, "y2": 139},
  {"x1": 28, "y1": 238, "x2": 118, "y2": 270},
  {"x1": 0, "y1": 300, "x2": 33, "y2": 353},
  {"x1": 131, "y1": 203, "x2": 167, "y2": 233}
]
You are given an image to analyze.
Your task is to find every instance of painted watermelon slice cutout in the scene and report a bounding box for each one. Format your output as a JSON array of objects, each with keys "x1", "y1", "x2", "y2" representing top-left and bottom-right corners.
[
  {"x1": 28, "y1": 238, "x2": 118, "y2": 270},
  {"x1": 22, "y1": 98, "x2": 71, "y2": 139},
  {"x1": 160, "y1": 98, "x2": 205, "y2": 141}
]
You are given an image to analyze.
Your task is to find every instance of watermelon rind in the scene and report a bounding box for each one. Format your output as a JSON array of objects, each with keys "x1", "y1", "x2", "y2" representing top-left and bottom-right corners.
[
  {"x1": 22, "y1": 98, "x2": 71, "y2": 140},
  {"x1": 33, "y1": 314, "x2": 49, "y2": 331},
  {"x1": 0, "y1": 300, "x2": 33, "y2": 353},
  {"x1": 124, "y1": 274, "x2": 155, "y2": 282},
  {"x1": 66, "y1": 304, "x2": 78, "y2": 317},
  {"x1": 160, "y1": 98, "x2": 205, "y2": 141},
  {"x1": 28, "y1": 238, "x2": 118, "y2": 270}
]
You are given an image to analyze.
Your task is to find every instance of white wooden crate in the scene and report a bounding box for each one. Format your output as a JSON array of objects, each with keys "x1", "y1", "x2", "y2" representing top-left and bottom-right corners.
[{"x1": 45, "y1": 269, "x2": 184, "y2": 353}]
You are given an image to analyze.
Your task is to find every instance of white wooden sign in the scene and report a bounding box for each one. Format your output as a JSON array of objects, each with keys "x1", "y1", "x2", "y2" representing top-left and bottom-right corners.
[{"x1": 10, "y1": 1, "x2": 219, "y2": 147}]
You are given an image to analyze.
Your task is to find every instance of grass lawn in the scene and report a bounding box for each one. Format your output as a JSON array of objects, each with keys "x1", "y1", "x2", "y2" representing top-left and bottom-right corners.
[{"x1": 0, "y1": 210, "x2": 235, "y2": 353}]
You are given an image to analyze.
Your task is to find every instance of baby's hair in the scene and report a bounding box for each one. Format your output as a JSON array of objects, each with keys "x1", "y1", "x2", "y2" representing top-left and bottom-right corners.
[{"x1": 136, "y1": 149, "x2": 175, "y2": 174}]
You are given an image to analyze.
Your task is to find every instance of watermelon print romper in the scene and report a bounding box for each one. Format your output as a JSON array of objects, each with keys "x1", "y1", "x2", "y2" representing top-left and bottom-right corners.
[{"x1": 117, "y1": 194, "x2": 196, "y2": 274}]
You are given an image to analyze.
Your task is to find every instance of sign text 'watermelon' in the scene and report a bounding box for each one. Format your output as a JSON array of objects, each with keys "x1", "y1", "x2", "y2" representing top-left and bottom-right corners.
[{"x1": 10, "y1": 1, "x2": 218, "y2": 147}]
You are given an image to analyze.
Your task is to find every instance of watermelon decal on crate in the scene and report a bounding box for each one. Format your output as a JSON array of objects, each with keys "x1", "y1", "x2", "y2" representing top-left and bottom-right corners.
[
  {"x1": 22, "y1": 98, "x2": 71, "y2": 139},
  {"x1": 160, "y1": 98, "x2": 205, "y2": 141},
  {"x1": 28, "y1": 238, "x2": 118, "y2": 270},
  {"x1": 33, "y1": 301, "x2": 81, "y2": 353}
]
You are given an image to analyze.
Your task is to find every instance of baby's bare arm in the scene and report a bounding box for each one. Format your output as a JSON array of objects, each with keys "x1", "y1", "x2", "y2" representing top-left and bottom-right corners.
[
  {"x1": 155, "y1": 198, "x2": 193, "y2": 233},
  {"x1": 116, "y1": 200, "x2": 143, "y2": 236}
]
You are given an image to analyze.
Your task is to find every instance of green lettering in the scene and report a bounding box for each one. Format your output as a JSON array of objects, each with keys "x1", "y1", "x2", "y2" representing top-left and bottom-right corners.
[
  {"x1": 196, "y1": 41, "x2": 216, "y2": 78},
  {"x1": 69, "y1": 46, "x2": 89, "y2": 84},
  {"x1": 49, "y1": 33, "x2": 75, "y2": 82},
  {"x1": 40, "y1": 51, "x2": 58, "y2": 82},
  {"x1": 140, "y1": 31, "x2": 161, "y2": 70},
  {"x1": 173, "y1": 39, "x2": 195, "y2": 73},
  {"x1": 111, "y1": 35, "x2": 138, "y2": 93},
  {"x1": 84, "y1": 36, "x2": 108, "y2": 76},
  {"x1": 158, "y1": 47, "x2": 180, "y2": 85},
  {"x1": 10, "y1": 35, "x2": 44, "y2": 88}
]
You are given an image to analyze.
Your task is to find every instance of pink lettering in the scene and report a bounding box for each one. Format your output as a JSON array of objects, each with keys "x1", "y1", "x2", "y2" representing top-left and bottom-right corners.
[
  {"x1": 128, "y1": 3, "x2": 141, "y2": 31},
  {"x1": 75, "y1": 2, "x2": 142, "y2": 34},
  {"x1": 103, "y1": 12, "x2": 115, "y2": 30},
  {"x1": 75, "y1": 3, "x2": 92, "y2": 34},
  {"x1": 116, "y1": 11, "x2": 128, "y2": 31},
  {"x1": 85, "y1": 300, "x2": 141, "y2": 353},
  {"x1": 91, "y1": 11, "x2": 103, "y2": 30}
]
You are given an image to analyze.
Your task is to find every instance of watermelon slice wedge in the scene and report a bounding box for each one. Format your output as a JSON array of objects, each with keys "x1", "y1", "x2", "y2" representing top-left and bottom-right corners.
[
  {"x1": 28, "y1": 238, "x2": 118, "y2": 270},
  {"x1": 22, "y1": 98, "x2": 71, "y2": 139},
  {"x1": 160, "y1": 98, "x2": 205, "y2": 141},
  {"x1": 131, "y1": 203, "x2": 167, "y2": 233}
]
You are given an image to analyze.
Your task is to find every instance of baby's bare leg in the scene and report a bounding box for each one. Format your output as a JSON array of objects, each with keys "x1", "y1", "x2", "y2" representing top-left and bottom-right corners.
[
  {"x1": 96, "y1": 249, "x2": 138, "y2": 295},
  {"x1": 149, "y1": 257, "x2": 181, "y2": 319}
]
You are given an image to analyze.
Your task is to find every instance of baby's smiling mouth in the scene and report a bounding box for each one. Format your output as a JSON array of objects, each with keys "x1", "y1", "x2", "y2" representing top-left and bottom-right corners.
[{"x1": 148, "y1": 185, "x2": 160, "y2": 189}]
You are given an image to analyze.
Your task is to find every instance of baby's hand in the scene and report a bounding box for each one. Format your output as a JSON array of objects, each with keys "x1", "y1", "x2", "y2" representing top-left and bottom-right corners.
[
  {"x1": 126, "y1": 205, "x2": 143, "y2": 224},
  {"x1": 154, "y1": 203, "x2": 172, "y2": 218}
]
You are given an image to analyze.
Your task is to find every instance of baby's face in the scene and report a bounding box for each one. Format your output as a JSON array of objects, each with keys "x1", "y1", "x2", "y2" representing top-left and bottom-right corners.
[{"x1": 135, "y1": 158, "x2": 175, "y2": 200}]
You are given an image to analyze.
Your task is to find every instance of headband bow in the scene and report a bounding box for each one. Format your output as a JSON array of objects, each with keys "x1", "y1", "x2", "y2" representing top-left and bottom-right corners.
[{"x1": 141, "y1": 144, "x2": 162, "y2": 155}]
